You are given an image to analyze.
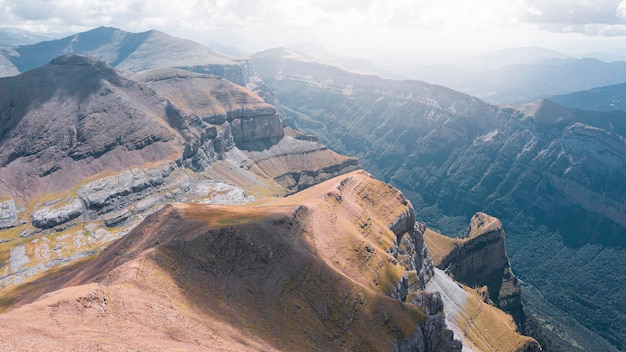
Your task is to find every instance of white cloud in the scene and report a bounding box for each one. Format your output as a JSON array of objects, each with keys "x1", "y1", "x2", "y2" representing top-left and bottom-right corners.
[
  {"x1": 1, "y1": 0, "x2": 626, "y2": 57},
  {"x1": 522, "y1": 0, "x2": 625, "y2": 24}
]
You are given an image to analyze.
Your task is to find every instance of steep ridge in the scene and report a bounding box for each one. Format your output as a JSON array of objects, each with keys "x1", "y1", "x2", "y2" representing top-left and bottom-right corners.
[
  {"x1": 251, "y1": 50, "x2": 625, "y2": 350},
  {"x1": 0, "y1": 54, "x2": 357, "y2": 290},
  {"x1": 0, "y1": 171, "x2": 537, "y2": 351}
]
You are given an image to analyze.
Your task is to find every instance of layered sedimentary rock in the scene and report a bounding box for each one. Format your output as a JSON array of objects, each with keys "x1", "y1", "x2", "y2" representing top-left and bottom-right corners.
[
  {"x1": 0, "y1": 171, "x2": 458, "y2": 351},
  {"x1": 0, "y1": 55, "x2": 357, "y2": 288},
  {"x1": 0, "y1": 199, "x2": 21, "y2": 229},
  {"x1": 425, "y1": 213, "x2": 524, "y2": 325}
]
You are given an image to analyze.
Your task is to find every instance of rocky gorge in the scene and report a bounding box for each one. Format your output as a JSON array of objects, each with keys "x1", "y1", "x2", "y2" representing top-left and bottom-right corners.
[{"x1": 0, "y1": 170, "x2": 538, "y2": 351}]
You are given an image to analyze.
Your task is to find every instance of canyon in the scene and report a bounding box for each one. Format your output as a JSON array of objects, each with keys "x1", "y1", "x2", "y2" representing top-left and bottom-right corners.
[
  {"x1": 251, "y1": 48, "x2": 625, "y2": 351},
  {"x1": 3, "y1": 26, "x2": 619, "y2": 350}
]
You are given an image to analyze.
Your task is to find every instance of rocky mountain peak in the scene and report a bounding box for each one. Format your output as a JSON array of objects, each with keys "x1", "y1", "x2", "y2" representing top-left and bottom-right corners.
[
  {"x1": 515, "y1": 98, "x2": 576, "y2": 124},
  {"x1": 461, "y1": 211, "x2": 503, "y2": 239},
  {"x1": 0, "y1": 55, "x2": 359, "y2": 295},
  {"x1": 50, "y1": 53, "x2": 101, "y2": 66}
]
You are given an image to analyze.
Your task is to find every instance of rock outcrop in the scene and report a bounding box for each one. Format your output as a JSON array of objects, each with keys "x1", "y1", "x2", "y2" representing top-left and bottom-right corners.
[
  {"x1": 0, "y1": 199, "x2": 21, "y2": 229},
  {"x1": 31, "y1": 197, "x2": 84, "y2": 229},
  {"x1": 425, "y1": 213, "x2": 524, "y2": 326}
]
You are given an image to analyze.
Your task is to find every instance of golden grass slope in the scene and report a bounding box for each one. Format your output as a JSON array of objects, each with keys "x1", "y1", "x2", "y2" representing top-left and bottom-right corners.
[
  {"x1": 0, "y1": 170, "x2": 429, "y2": 351},
  {"x1": 424, "y1": 216, "x2": 541, "y2": 352}
]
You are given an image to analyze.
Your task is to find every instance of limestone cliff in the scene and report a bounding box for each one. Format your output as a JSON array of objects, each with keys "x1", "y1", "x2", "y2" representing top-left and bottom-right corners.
[
  {"x1": 252, "y1": 48, "x2": 626, "y2": 349},
  {"x1": 425, "y1": 213, "x2": 524, "y2": 326}
]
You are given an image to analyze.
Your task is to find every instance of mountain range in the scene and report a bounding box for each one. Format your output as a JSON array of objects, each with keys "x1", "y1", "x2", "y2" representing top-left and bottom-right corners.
[
  {"x1": 550, "y1": 81, "x2": 626, "y2": 111},
  {"x1": 391, "y1": 49, "x2": 626, "y2": 104},
  {"x1": 1, "y1": 26, "x2": 624, "y2": 351},
  {"x1": 0, "y1": 30, "x2": 539, "y2": 351}
]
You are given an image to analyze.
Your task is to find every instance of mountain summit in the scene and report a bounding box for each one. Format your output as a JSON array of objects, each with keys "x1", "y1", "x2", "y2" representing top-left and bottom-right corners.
[{"x1": 0, "y1": 26, "x2": 241, "y2": 78}]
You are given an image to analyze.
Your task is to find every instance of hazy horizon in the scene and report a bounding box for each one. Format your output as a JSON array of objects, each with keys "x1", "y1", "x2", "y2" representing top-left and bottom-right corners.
[{"x1": 4, "y1": 0, "x2": 626, "y2": 62}]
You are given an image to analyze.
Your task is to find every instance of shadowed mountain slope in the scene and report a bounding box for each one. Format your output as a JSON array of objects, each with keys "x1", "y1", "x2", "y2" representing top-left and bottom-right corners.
[
  {"x1": 251, "y1": 49, "x2": 625, "y2": 350},
  {"x1": 0, "y1": 54, "x2": 182, "y2": 200},
  {"x1": 0, "y1": 170, "x2": 538, "y2": 351},
  {"x1": 550, "y1": 81, "x2": 626, "y2": 112}
]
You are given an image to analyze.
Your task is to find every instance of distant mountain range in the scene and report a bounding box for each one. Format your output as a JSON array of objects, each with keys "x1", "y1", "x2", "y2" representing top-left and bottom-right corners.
[
  {"x1": 0, "y1": 26, "x2": 248, "y2": 83},
  {"x1": 373, "y1": 47, "x2": 626, "y2": 104},
  {"x1": 0, "y1": 28, "x2": 52, "y2": 46}
]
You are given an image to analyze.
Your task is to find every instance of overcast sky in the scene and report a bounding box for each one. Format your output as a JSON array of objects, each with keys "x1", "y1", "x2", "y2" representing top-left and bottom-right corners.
[{"x1": 3, "y1": 0, "x2": 626, "y2": 59}]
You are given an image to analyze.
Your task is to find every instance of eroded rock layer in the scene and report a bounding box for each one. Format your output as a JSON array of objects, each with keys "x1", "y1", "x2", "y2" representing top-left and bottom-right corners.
[{"x1": 0, "y1": 54, "x2": 357, "y2": 289}]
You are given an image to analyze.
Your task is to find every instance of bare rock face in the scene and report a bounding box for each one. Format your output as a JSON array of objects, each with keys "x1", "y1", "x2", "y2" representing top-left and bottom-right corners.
[
  {"x1": 31, "y1": 197, "x2": 84, "y2": 229},
  {"x1": 77, "y1": 165, "x2": 172, "y2": 209},
  {"x1": 0, "y1": 199, "x2": 21, "y2": 229},
  {"x1": 425, "y1": 212, "x2": 525, "y2": 326},
  {"x1": 229, "y1": 110, "x2": 284, "y2": 144}
]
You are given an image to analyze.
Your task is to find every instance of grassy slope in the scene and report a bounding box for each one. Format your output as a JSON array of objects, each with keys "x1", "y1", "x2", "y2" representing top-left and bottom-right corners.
[{"x1": 0, "y1": 171, "x2": 427, "y2": 351}]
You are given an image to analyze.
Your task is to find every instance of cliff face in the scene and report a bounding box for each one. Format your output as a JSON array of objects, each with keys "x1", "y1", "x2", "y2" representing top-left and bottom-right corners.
[
  {"x1": 425, "y1": 213, "x2": 524, "y2": 325},
  {"x1": 0, "y1": 55, "x2": 357, "y2": 289}
]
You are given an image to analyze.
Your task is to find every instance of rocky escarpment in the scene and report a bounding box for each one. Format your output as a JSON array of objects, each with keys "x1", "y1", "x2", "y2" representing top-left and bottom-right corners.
[
  {"x1": 0, "y1": 56, "x2": 358, "y2": 289},
  {"x1": 425, "y1": 213, "x2": 524, "y2": 327},
  {"x1": 382, "y1": 196, "x2": 459, "y2": 351},
  {"x1": 0, "y1": 199, "x2": 22, "y2": 230}
]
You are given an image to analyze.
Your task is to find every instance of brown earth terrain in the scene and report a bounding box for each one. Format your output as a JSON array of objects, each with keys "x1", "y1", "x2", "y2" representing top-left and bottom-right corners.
[
  {"x1": 0, "y1": 171, "x2": 431, "y2": 351},
  {"x1": 0, "y1": 171, "x2": 538, "y2": 351}
]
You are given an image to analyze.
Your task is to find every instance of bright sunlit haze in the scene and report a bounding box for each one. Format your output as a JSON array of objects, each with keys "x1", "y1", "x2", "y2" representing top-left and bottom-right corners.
[{"x1": 4, "y1": 0, "x2": 626, "y2": 62}]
